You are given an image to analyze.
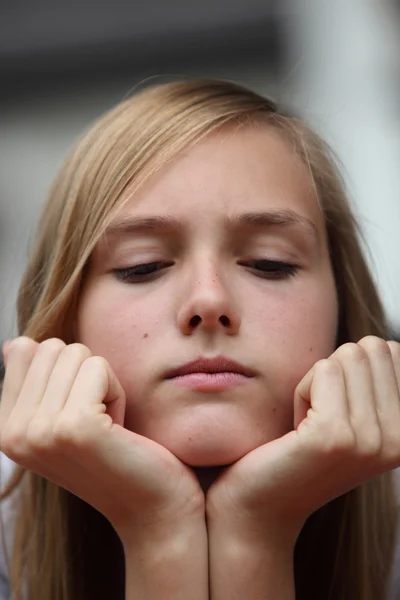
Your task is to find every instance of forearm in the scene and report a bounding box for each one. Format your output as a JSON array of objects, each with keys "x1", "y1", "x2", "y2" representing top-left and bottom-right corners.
[
  {"x1": 208, "y1": 520, "x2": 295, "y2": 600},
  {"x1": 122, "y1": 516, "x2": 209, "y2": 600}
]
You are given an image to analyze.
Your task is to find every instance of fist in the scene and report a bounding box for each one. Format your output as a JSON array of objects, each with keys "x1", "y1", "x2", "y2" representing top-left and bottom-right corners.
[{"x1": 0, "y1": 337, "x2": 203, "y2": 540}]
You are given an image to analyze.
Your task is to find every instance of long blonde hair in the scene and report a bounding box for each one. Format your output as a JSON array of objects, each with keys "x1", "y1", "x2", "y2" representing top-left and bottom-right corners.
[{"x1": 1, "y1": 79, "x2": 397, "y2": 600}]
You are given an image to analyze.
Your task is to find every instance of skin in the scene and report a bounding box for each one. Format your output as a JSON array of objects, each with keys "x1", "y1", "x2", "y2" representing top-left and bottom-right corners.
[
  {"x1": 1, "y1": 125, "x2": 400, "y2": 600},
  {"x1": 77, "y1": 125, "x2": 339, "y2": 467}
]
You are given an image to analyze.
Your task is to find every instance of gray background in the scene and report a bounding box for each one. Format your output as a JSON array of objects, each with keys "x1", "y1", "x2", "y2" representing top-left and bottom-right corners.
[{"x1": 0, "y1": 0, "x2": 399, "y2": 341}]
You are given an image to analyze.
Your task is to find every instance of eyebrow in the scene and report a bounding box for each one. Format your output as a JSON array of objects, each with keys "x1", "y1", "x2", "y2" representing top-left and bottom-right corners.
[
  {"x1": 105, "y1": 215, "x2": 183, "y2": 237},
  {"x1": 104, "y1": 210, "x2": 319, "y2": 245},
  {"x1": 225, "y1": 210, "x2": 318, "y2": 242}
]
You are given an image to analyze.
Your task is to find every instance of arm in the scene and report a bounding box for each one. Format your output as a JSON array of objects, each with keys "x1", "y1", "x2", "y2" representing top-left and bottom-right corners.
[
  {"x1": 123, "y1": 514, "x2": 209, "y2": 600},
  {"x1": 207, "y1": 338, "x2": 400, "y2": 600},
  {"x1": 0, "y1": 338, "x2": 209, "y2": 600},
  {"x1": 208, "y1": 508, "x2": 295, "y2": 600}
]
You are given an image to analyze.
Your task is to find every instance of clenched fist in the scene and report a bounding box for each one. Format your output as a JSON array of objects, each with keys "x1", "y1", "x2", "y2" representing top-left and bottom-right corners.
[
  {"x1": 207, "y1": 336, "x2": 400, "y2": 542},
  {"x1": 0, "y1": 337, "x2": 204, "y2": 543}
]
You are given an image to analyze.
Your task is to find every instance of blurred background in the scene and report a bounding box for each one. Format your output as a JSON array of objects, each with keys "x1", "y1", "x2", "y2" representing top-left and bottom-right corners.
[{"x1": 0, "y1": 0, "x2": 399, "y2": 342}]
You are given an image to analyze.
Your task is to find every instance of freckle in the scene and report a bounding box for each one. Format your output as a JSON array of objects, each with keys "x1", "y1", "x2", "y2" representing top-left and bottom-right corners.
[
  {"x1": 309, "y1": 346, "x2": 313, "y2": 352},
  {"x1": 188, "y1": 436, "x2": 192, "y2": 441},
  {"x1": 143, "y1": 333, "x2": 149, "y2": 338}
]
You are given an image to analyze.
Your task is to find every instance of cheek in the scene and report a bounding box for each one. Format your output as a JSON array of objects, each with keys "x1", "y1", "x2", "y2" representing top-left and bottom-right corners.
[
  {"x1": 76, "y1": 283, "x2": 163, "y2": 378},
  {"x1": 249, "y1": 279, "x2": 338, "y2": 393},
  {"x1": 272, "y1": 295, "x2": 336, "y2": 357}
]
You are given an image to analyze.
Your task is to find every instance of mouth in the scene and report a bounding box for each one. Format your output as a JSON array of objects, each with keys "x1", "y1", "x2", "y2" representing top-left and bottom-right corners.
[{"x1": 164, "y1": 356, "x2": 257, "y2": 391}]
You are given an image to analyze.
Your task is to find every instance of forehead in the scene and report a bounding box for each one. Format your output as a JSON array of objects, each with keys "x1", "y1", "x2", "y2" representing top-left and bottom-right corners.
[{"x1": 111, "y1": 124, "x2": 322, "y2": 232}]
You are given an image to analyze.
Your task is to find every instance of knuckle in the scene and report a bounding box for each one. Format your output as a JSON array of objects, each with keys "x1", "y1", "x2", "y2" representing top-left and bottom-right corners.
[
  {"x1": 52, "y1": 418, "x2": 77, "y2": 446},
  {"x1": 321, "y1": 425, "x2": 356, "y2": 456},
  {"x1": 335, "y1": 433, "x2": 356, "y2": 455},
  {"x1": 81, "y1": 355, "x2": 109, "y2": 378},
  {"x1": 314, "y1": 358, "x2": 341, "y2": 379},
  {"x1": 62, "y1": 343, "x2": 92, "y2": 362},
  {"x1": 26, "y1": 417, "x2": 54, "y2": 450},
  {"x1": 387, "y1": 341, "x2": 400, "y2": 362},
  {"x1": 357, "y1": 434, "x2": 382, "y2": 459},
  {"x1": 8, "y1": 336, "x2": 37, "y2": 356},
  {"x1": 0, "y1": 424, "x2": 27, "y2": 460},
  {"x1": 52, "y1": 417, "x2": 88, "y2": 450},
  {"x1": 381, "y1": 433, "x2": 400, "y2": 465},
  {"x1": 339, "y1": 343, "x2": 367, "y2": 363},
  {"x1": 358, "y1": 336, "x2": 390, "y2": 357},
  {"x1": 39, "y1": 338, "x2": 66, "y2": 356}
]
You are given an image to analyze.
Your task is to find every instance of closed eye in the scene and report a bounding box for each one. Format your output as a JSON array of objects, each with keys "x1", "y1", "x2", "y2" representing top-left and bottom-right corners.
[
  {"x1": 113, "y1": 259, "x2": 298, "y2": 283},
  {"x1": 113, "y1": 261, "x2": 173, "y2": 282},
  {"x1": 239, "y1": 259, "x2": 299, "y2": 279}
]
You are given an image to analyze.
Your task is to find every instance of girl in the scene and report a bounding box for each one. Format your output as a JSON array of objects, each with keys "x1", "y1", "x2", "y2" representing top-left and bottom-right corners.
[{"x1": 0, "y1": 78, "x2": 399, "y2": 600}]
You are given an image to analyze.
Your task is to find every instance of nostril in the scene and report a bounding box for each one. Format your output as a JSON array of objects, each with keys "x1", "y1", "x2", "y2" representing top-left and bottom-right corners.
[
  {"x1": 189, "y1": 315, "x2": 202, "y2": 328},
  {"x1": 187, "y1": 314, "x2": 232, "y2": 329}
]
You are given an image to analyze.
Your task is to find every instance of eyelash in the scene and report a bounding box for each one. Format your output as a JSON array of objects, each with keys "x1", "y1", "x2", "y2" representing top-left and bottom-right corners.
[
  {"x1": 113, "y1": 259, "x2": 299, "y2": 283},
  {"x1": 239, "y1": 259, "x2": 299, "y2": 279},
  {"x1": 113, "y1": 262, "x2": 170, "y2": 282}
]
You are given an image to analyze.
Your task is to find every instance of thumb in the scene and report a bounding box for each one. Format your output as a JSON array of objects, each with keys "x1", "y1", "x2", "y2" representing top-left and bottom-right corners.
[
  {"x1": 293, "y1": 364, "x2": 316, "y2": 429},
  {"x1": 104, "y1": 361, "x2": 127, "y2": 427}
]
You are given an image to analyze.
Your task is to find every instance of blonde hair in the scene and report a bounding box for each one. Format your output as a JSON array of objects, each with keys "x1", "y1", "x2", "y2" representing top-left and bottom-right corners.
[{"x1": 1, "y1": 79, "x2": 397, "y2": 600}]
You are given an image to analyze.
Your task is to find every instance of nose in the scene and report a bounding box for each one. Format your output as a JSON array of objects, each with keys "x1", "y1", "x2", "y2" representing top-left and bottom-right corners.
[{"x1": 177, "y1": 260, "x2": 241, "y2": 336}]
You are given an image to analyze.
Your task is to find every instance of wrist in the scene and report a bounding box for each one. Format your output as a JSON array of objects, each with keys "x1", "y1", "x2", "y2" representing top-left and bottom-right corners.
[
  {"x1": 208, "y1": 516, "x2": 295, "y2": 600},
  {"x1": 122, "y1": 513, "x2": 208, "y2": 600},
  {"x1": 113, "y1": 487, "x2": 205, "y2": 546},
  {"x1": 208, "y1": 511, "x2": 296, "y2": 561},
  {"x1": 119, "y1": 507, "x2": 206, "y2": 550},
  {"x1": 207, "y1": 492, "x2": 301, "y2": 551}
]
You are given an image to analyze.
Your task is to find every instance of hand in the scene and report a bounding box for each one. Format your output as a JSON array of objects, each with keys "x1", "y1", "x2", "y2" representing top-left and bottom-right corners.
[
  {"x1": 207, "y1": 336, "x2": 400, "y2": 545},
  {"x1": 0, "y1": 337, "x2": 204, "y2": 543}
]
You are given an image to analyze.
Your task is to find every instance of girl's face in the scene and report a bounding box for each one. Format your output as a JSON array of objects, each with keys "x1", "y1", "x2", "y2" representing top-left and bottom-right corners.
[{"x1": 77, "y1": 125, "x2": 338, "y2": 466}]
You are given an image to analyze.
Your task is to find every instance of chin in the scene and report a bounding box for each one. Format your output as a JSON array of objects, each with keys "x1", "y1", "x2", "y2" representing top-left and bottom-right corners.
[
  {"x1": 139, "y1": 406, "x2": 278, "y2": 467},
  {"x1": 163, "y1": 437, "x2": 257, "y2": 467}
]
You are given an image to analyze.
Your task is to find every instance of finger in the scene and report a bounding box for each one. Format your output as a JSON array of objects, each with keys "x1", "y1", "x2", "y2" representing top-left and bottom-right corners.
[
  {"x1": 387, "y1": 341, "x2": 400, "y2": 393},
  {"x1": 333, "y1": 342, "x2": 381, "y2": 449},
  {"x1": 0, "y1": 337, "x2": 38, "y2": 420},
  {"x1": 64, "y1": 356, "x2": 126, "y2": 426},
  {"x1": 2, "y1": 340, "x2": 12, "y2": 364},
  {"x1": 37, "y1": 344, "x2": 92, "y2": 415},
  {"x1": 358, "y1": 337, "x2": 400, "y2": 419},
  {"x1": 11, "y1": 339, "x2": 66, "y2": 424},
  {"x1": 294, "y1": 358, "x2": 348, "y2": 429}
]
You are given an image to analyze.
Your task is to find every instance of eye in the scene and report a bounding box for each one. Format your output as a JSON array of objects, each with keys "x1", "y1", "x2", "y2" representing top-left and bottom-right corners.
[
  {"x1": 239, "y1": 259, "x2": 299, "y2": 279},
  {"x1": 113, "y1": 261, "x2": 172, "y2": 282}
]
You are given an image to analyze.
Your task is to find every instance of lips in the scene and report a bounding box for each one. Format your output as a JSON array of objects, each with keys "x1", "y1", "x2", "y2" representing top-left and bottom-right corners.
[{"x1": 165, "y1": 356, "x2": 257, "y2": 379}]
